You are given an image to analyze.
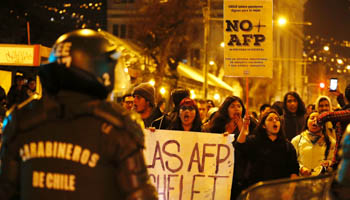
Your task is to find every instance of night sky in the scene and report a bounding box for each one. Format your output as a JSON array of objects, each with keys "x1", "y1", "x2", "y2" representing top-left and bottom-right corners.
[{"x1": 304, "y1": 0, "x2": 350, "y2": 41}]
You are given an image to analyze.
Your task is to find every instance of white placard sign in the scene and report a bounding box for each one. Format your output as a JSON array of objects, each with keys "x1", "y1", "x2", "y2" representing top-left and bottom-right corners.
[{"x1": 144, "y1": 129, "x2": 235, "y2": 200}]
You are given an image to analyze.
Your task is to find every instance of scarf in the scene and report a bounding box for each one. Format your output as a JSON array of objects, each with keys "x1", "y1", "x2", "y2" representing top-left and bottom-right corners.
[{"x1": 307, "y1": 131, "x2": 321, "y2": 144}]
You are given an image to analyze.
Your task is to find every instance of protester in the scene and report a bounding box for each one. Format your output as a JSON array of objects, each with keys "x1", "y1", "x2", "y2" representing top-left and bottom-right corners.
[
  {"x1": 197, "y1": 99, "x2": 208, "y2": 123},
  {"x1": 121, "y1": 93, "x2": 134, "y2": 111},
  {"x1": 271, "y1": 100, "x2": 284, "y2": 116},
  {"x1": 0, "y1": 29, "x2": 158, "y2": 200},
  {"x1": 168, "y1": 88, "x2": 190, "y2": 121},
  {"x1": 206, "y1": 95, "x2": 256, "y2": 200},
  {"x1": 132, "y1": 82, "x2": 162, "y2": 128},
  {"x1": 318, "y1": 109, "x2": 350, "y2": 170},
  {"x1": 306, "y1": 104, "x2": 316, "y2": 116},
  {"x1": 235, "y1": 110, "x2": 299, "y2": 186},
  {"x1": 315, "y1": 96, "x2": 336, "y2": 140},
  {"x1": 282, "y1": 91, "x2": 306, "y2": 141},
  {"x1": 291, "y1": 111, "x2": 335, "y2": 177},
  {"x1": 168, "y1": 98, "x2": 202, "y2": 132},
  {"x1": 259, "y1": 103, "x2": 271, "y2": 120},
  {"x1": 206, "y1": 99, "x2": 215, "y2": 112},
  {"x1": 26, "y1": 77, "x2": 38, "y2": 97}
]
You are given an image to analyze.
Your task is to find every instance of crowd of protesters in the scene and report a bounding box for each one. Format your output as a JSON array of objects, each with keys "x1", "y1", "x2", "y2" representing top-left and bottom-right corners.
[
  {"x1": 117, "y1": 81, "x2": 350, "y2": 199},
  {"x1": 1, "y1": 75, "x2": 350, "y2": 199}
]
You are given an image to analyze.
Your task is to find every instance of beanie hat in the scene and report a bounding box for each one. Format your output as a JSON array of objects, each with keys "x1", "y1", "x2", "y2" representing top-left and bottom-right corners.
[
  {"x1": 171, "y1": 88, "x2": 190, "y2": 107},
  {"x1": 132, "y1": 83, "x2": 155, "y2": 107}
]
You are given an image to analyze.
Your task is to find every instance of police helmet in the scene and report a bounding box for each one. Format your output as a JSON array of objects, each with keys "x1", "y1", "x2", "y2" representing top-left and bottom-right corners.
[{"x1": 44, "y1": 29, "x2": 121, "y2": 98}]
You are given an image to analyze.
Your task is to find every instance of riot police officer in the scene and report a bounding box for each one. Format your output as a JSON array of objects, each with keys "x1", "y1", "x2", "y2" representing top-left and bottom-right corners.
[{"x1": 0, "y1": 29, "x2": 158, "y2": 200}]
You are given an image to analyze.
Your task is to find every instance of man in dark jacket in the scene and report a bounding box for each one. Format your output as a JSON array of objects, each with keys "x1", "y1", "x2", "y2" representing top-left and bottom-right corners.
[
  {"x1": 132, "y1": 83, "x2": 163, "y2": 128},
  {"x1": 0, "y1": 29, "x2": 157, "y2": 200}
]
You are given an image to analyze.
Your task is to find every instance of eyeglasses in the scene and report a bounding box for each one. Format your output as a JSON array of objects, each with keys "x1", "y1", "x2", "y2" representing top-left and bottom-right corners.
[{"x1": 180, "y1": 106, "x2": 195, "y2": 111}]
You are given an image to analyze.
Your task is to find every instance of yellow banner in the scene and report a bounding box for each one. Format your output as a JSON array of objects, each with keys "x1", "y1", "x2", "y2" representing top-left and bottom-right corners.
[
  {"x1": 224, "y1": 0, "x2": 273, "y2": 78},
  {"x1": 144, "y1": 129, "x2": 234, "y2": 200}
]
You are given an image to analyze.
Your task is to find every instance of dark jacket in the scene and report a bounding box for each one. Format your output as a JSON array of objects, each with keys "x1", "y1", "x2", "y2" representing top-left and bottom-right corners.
[
  {"x1": 234, "y1": 133, "x2": 299, "y2": 186},
  {"x1": 143, "y1": 107, "x2": 164, "y2": 128},
  {"x1": 282, "y1": 112, "x2": 305, "y2": 141},
  {"x1": 0, "y1": 91, "x2": 157, "y2": 200},
  {"x1": 150, "y1": 114, "x2": 171, "y2": 129}
]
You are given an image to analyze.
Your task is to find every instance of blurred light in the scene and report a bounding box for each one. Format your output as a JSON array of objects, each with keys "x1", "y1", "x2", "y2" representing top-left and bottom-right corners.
[
  {"x1": 337, "y1": 69, "x2": 342, "y2": 73},
  {"x1": 323, "y1": 45, "x2": 329, "y2": 51},
  {"x1": 337, "y1": 59, "x2": 343, "y2": 65},
  {"x1": 214, "y1": 93, "x2": 220, "y2": 100},
  {"x1": 209, "y1": 61, "x2": 215, "y2": 65},
  {"x1": 319, "y1": 82, "x2": 325, "y2": 89},
  {"x1": 124, "y1": 68, "x2": 128, "y2": 73},
  {"x1": 63, "y1": 3, "x2": 71, "y2": 7},
  {"x1": 50, "y1": 17, "x2": 54, "y2": 21},
  {"x1": 347, "y1": 65, "x2": 350, "y2": 70},
  {"x1": 220, "y1": 42, "x2": 225, "y2": 48},
  {"x1": 160, "y1": 87, "x2": 166, "y2": 95},
  {"x1": 149, "y1": 79, "x2": 155, "y2": 86},
  {"x1": 277, "y1": 17, "x2": 287, "y2": 26},
  {"x1": 89, "y1": 3, "x2": 93, "y2": 6},
  {"x1": 191, "y1": 93, "x2": 196, "y2": 99},
  {"x1": 190, "y1": 90, "x2": 196, "y2": 99}
]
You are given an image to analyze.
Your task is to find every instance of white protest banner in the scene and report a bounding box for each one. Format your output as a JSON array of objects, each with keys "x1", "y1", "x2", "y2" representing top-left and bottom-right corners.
[
  {"x1": 144, "y1": 129, "x2": 235, "y2": 200},
  {"x1": 224, "y1": 0, "x2": 273, "y2": 77}
]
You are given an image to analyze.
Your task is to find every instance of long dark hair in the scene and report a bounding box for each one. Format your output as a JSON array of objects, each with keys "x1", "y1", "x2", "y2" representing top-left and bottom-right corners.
[
  {"x1": 304, "y1": 111, "x2": 331, "y2": 160},
  {"x1": 168, "y1": 103, "x2": 202, "y2": 132},
  {"x1": 253, "y1": 110, "x2": 286, "y2": 141},
  {"x1": 208, "y1": 96, "x2": 246, "y2": 133},
  {"x1": 283, "y1": 91, "x2": 306, "y2": 116}
]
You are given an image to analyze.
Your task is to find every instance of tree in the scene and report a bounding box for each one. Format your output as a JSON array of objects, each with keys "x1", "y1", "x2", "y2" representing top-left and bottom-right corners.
[{"x1": 131, "y1": 0, "x2": 204, "y2": 82}]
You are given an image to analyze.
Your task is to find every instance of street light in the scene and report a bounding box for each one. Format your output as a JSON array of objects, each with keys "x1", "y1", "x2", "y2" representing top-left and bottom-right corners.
[
  {"x1": 160, "y1": 87, "x2": 166, "y2": 95},
  {"x1": 277, "y1": 17, "x2": 287, "y2": 27},
  {"x1": 276, "y1": 16, "x2": 312, "y2": 27},
  {"x1": 220, "y1": 42, "x2": 225, "y2": 48},
  {"x1": 337, "y1": 59, "x2": 343, "y2": 65},
  {"x1": 149, "y1": 79, "x2": 155, "y2": 86},
  {"x1": 323, "y1": 45, "x2": 330, "y2": 51}
]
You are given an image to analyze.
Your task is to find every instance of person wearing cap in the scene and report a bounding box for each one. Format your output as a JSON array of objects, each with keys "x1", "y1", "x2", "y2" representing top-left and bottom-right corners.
[
  {"x1": 168, "y1": 98, "x2": 202, "y2": 132},
  {"x1": 132, "y1": 82, "x2": 163, "y2": 128},
  {"x1": 151, "y1": 88, "x2": 189, "y2": 130}
]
